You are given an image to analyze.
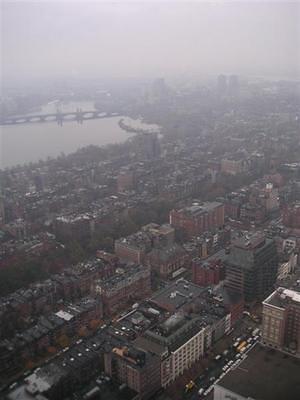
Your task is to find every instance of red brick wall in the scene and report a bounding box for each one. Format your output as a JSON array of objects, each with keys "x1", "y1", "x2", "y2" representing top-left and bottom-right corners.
[{"x1": 170, "y1": 204, "x2": 224, "y2": 238}]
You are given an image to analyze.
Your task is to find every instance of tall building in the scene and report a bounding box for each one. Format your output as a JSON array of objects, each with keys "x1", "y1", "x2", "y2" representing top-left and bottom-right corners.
[
  {"x1": 225, "y1": 233, "x2": 278, "y2": 303},
  {"x1": 228, "y1": 74, "x2": 239, "y2": 95},
  {"x1": 217, "y1": 74, "x2": 239, "y2": 97},
  {"x1": 152, "y1": 78, "x2": 168, "y2": 97},
  {"x1": 141, "y1": 313, "x2": 207, "y2": 387},
  {"x1": 217, "y1": 74, "x2": 227, "y2": 95},
  {"x1": 169, "y1": 202, "x2": 225, "y2": 239},
  {"x1": 0, "y1": 197, "x2": 5, "y2": 226},
  {"x1": 262, "y1": 287, "x2": 300, "y2": 355}
]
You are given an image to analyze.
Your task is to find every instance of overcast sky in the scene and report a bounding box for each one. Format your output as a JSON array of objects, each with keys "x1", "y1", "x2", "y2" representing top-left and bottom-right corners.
[{"x1": 1, "y1": 0, "x2": 300, "y2": 83}]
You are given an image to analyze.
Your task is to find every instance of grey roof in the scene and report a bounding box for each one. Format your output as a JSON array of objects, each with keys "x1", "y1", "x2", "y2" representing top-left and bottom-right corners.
[
  {"x1": 216, "y1": 344, "x2": 300, "y2": 400},
  {"x1": 150, "y1": 279, "x2": 207, "y2": 310},
  {"x1": 144, "y1": 314, "x2": 207, "y2": 352},
  {"x1": 263, "y1": 287, "x2": 300, "y2": 308},
  {"x1": 179, "y1": 201, "x2": 223, "y2": 217},
  {"x1": 148, "y1": 243, "x2": 185, "y2": 262}
]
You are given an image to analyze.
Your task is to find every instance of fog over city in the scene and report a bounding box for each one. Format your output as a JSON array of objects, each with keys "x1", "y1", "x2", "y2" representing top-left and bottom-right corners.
[
  {"x1": 1, "y1": 2, "x2": 300, "y2": 400},
  {"x1": 2, "y1": 1, "x2": 300, "y2": 83}
]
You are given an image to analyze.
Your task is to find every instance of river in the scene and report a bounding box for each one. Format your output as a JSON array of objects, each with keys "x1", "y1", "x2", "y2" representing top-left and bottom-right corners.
[{"x1": 0, "y1": 101, "x2": 160, "y2": 169}]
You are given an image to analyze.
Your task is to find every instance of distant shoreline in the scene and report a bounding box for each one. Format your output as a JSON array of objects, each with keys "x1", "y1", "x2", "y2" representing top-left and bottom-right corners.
[{"x1": 118, "y1": 118, "x2": 160, "y2": 135}]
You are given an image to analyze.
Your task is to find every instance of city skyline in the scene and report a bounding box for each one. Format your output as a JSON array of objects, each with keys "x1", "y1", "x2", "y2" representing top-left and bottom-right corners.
[{"x1": 2, "y1": 1, "x2": 300, "y2": 84}]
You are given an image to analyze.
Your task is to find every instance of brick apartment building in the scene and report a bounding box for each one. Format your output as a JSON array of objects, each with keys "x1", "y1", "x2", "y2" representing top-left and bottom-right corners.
[
  {"x1": 262, "y1": 287, "x2": 300, "y2": 355},
  {"x1": 169, "y1": 202, "x2": 225, "y2": 239},
  {"x1": 192, "y1": 258, "x2": 225, "y2": 287},
  {"x1": 147, "y1": 243, "x2": 187, "y2": 278},
  {"x1": 224, "y1": 197, "x2": 242, "y2": 220},
  {"x1": 115, "y1": 223, "x2": 174, "y2": 264},
  {"x1": 221, "y1": 158, "x2": 247, "y2": 176},
  {"x1": 115, "y1": 224, "x2": 187, "y2": 278},
  {"x1": 94, "y1": 264, "x2": 151, "y2": 316}
]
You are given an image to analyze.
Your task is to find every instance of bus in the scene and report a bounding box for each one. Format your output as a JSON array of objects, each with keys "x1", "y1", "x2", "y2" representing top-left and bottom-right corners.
[{"x1": 237, "y1": 341, "x2": 247, "y2": 353}]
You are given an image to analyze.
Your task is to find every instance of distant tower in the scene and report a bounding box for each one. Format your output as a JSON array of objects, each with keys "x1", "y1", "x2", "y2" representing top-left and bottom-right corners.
[
  {"x1": 228, "y1": 75, "x2": 239, "y2": 96},
  {"x1": 148, "y1": 78, "x2": 168, "y2": 103},
  {"x1": 0, "y1": 178, "x2": 4, "y2": 226},
  {"x1": 217, "y1": 74, "x2": 227, "y2": 95},
  {"x1": 152, "y1": 78, "x2": 167, "y2": 96},
  {"x1": 0, "y1": 197, "x2": 5, "y2": 226}
]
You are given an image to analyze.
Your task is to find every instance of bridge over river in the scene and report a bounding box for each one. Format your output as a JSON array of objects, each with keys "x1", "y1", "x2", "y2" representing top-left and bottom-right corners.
[{"x1": 0, "y1": 110, "x2": 120, "y2": 126}]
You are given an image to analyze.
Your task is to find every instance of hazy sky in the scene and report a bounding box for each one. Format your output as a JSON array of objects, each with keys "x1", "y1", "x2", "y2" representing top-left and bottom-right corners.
[{"x1": 1, "y1": 0, "x2": 300, "y2": 83}]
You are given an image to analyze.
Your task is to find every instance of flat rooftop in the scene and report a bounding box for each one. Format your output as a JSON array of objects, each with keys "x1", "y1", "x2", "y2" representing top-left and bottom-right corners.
[
  {"x1": 232, "y1": 232, "x2": 266, "y2": 250},
  {"x1": 216, "y1": 344, "x2": 300, "y2": 400},
  {"x1": 264, "y1": 287, "x2": 300, "y2": 308},
  {"x1": 55, "y1": 310, "x2": 74, "y2": 321},
  {"x1": 144, "y1": 314, "x2": 206, "y2": 352},
  {"x1": 180, "y1": 201, "x2": 223, "y2": 216},
  {"x1": 150, "y1": 279, "x2": 207, "y2": 311},
  {"x1": 98, "y1": 264, "x2": 150, "y2": 289},
  {"x1": 95, "y1": 384, "x2": 137, "y2": 400},
  {"x1": 143, "y1": 223, "x2": 174, "y2": 235},
  {"x1": 115, "y1": 231, "x2": 151, "y2": 250},
  {"x1": 205, "y1": 248, "x2": 228, "y2": 263}
]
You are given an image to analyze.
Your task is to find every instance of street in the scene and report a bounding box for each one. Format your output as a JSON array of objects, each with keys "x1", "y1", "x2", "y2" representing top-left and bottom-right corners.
[{"x1": 162, "y1": 315, "x2": 260, "y2": 400}]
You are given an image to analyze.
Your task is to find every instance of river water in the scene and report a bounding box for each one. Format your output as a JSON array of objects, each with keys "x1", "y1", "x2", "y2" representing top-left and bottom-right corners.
[{"x1": 0, "y1": 101, "x2": 160, "y2": 169}]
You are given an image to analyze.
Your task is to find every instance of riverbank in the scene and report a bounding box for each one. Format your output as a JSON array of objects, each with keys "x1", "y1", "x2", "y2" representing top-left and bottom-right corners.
[{"x1": 118, "y1": 117, "x2": 160, "y2": 135}]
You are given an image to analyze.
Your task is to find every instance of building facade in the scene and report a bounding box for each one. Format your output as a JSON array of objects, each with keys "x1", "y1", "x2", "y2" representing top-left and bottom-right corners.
[
  {"x1": 142, "y1": 314, "x2": 207, "y2": 387},
  {"x1": 169, "y1": 202, "x2": 225, "y2": 239},
  {"x1": 192, "y1": 258, "x2": 225, "y2": 287},
  {"x1": 262, "y1": 287, "x2": 300, "y2": 355},
  {"x1": 283, "y1": 202, "x2": 300, "y2": 229},
  {"x1": 225, "y1": 233, "x2": 278, "y2": 303},
  {"x1": 104, "y1": 345, "x2": 161, "y2": 400},
  {"x1": 94, "y1": 264, "x2": 151, "y2": 316}
]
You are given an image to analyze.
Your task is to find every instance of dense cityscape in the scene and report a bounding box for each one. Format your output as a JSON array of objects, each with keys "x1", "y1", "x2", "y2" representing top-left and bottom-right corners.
[
  {"x1": 1, "y1": 1, "x2": 300, "y2": 400},
  {"x1": 1, "y1": 73, "x2": 300, "y2": 400}
]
